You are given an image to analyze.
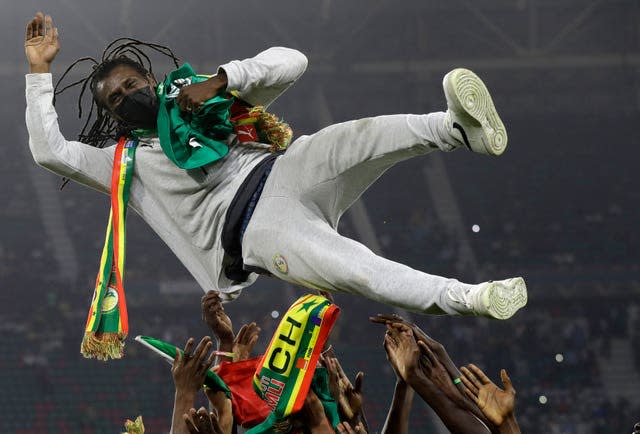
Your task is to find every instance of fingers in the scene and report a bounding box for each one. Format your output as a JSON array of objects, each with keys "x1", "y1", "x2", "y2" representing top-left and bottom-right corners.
[
  {"x1": 317, "y1": 289, "x2": 335, "y2": 304},
  {"x1": 35, "y1": 12, "x2": 44, "y2": 37},
  {"x1": 202, "y1": 289, "x2": 221, "y2": 303},
  {"x1": 25, "y1": 20, "x2": 34, "y2": 41},
  {"x1": 500, "y1": 369, "x2": 515, "y2": 394},
  {"x1": 463, "y1": 384, "x2": 479, "y2": 404},
  {"x1": 460, "y1": 366, "x2": 480, "y2": 395},
  {"x1": 354, "y1": 371, "x2": 364, "y2": 394},
  {"x1": 235, "y1": 323, "x2": 248, "y2": 342},
  {"x1": 337, "y1": 421, "x2": 357, "y2": 434},
  {"x1": 192, "y1": 336, "x2": 213, "y2": 363},
  {"x1": 183, "y1": 337, "x2": 195, "y2": 357},
  {"x1": 468, "y1": 363, "x2": 491, "y2": 385},
  {"x1": 369, "y1": 313, "x2": 405, "y2": 325},
  {"x1": 173, "y1": 348, "x2": 182, "y2": 370},
  {"x1": 53, "y1": 27, "x2": 59, "y2": 48},
  {"x1": 44, "y1": 14, "x2": 54, "y2": 40},
  {"x1": 183, "y1": 412, "x2": 198, "y2": 434},
  {"x1": 196, "y1": 407, "x2": 217, "y2": 433},
  {"x1": 417, "y1": 341, "x2": 438, "y2": 368}
]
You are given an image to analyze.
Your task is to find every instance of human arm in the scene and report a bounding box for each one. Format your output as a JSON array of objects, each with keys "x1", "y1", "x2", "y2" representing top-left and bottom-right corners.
[
  {"x1": 381, "y1": 380, "x2": 414, "y2": 434},
  {"x1": 202, "y1": 291, "x2": 235, "y2": 361},
  {"x1": 371, "y1": 314, "x2": 496, "y2": 431},
  {"x1": 170, "y1": 337, "x2": 216, "y2": 434},
  {"x1": 383, "y1": 323, "x2": 490, "y2": 434},
  {"x1": 204, "y1": 388, "x2": 233, "y2": 434},
  {"x1": 219, "y1": 47, "x2": 307, "y2": 108},
  {"x1": 24, "y1": 12, "x2": 113, "y2": 192},
  {"x1": 177, "y1": 46, "x2": 307, "y2": 112},
  {"x1": 460, "y1": 365, "x2": 520, "y2": 434}
]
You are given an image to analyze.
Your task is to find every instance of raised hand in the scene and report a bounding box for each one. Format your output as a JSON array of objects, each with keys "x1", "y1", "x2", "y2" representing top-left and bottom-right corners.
[
  {"x1": 202, "y1": 291, "x2": 234, "y2": 348},
  {"x1": 371, "y1": 314, "x2": 460, "y2": 381},
  {"x1": 337, "y1": 421, "x2": 368, "y2": 434},
  {"x1": 382, "y1": 322, "x2": 422, "y2": 382},
  {"x1": 172, "y1": 337, "x2": 215, "y2": 396},
  {"x1": 183, "y1": 407, "x2": 225, "y2": 434},
  {"x1": 323, "y1": 354, "x2": 365, "y2": 425},
  {"x1": 25, "y1": 12, "x2": 60, "y2": 73},
  {"x1": 460, "y1": 364, "x2": 516, "y2": 427},
  {"x1": 232, "y1": 322, "x2": 260, "y2": 362}
]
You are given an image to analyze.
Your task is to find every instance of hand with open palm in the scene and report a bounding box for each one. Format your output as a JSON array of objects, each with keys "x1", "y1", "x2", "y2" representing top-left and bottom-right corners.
[
  {"x1": 460, "y1": 364, "x2": 516, "y2": 427},
  {"x1": 25, "y1": 12, "x2": 60, "y2": 73}
]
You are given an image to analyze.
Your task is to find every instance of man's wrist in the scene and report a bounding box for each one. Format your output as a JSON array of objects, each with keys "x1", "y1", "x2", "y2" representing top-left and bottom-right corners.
[
  {"x1": 498, "y1": 413, "x2": 520, "y2": 434},
  {"x1": 29, "y1": 63, "x2": 51, "y2": 73}
]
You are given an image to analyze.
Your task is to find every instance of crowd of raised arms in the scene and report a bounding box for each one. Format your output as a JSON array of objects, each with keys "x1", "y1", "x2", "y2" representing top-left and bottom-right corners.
[
  {"x1": 139, "y1": 290, "x2": 518, "y2": 434},
  {"x1": 130, "y1": 290, "x2": 636, "y2": 434}
]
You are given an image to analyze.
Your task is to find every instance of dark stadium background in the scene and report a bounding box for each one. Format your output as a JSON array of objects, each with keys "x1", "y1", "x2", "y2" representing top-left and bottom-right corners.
[{"x1": 1, "y1": 0, "x2": 639, "y2": 432}]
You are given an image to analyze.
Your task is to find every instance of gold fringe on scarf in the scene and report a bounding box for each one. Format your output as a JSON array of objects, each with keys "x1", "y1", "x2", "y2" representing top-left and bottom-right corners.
[
  {"x1": 80, "y1": 331, "x2": 126, "y2": 361},
  {"x1": 123, "y1": 416, "x2": 145, "y2": 434},
  {"x1": 248, "y1": 106, "x2": 293, "y2": 152}
]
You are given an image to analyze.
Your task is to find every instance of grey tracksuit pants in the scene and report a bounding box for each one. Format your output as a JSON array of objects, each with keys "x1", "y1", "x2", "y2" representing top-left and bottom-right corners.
[{"x1": 242, "y1": 112, "x2": 473, "y2": 315}]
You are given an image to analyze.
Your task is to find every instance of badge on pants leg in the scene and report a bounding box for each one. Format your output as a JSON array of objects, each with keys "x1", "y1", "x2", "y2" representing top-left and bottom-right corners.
[{"x1": 273, "y1": 254, "x2": 289, "y2": 275}]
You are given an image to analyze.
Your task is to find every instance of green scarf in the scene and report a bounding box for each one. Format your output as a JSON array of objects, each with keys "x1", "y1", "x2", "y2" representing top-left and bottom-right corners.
[{"x1": 156, "y1": 63, "x2": 234, "y2": 169}]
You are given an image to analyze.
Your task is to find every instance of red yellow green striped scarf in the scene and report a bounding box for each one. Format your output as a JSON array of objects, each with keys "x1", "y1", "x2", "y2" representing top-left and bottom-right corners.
[
  {"x1": 248, "y1": 294, "x2": 340, "y2": 433},
  {"x1": 81, "y1": 137, "x2": 137, "y2": 360}
]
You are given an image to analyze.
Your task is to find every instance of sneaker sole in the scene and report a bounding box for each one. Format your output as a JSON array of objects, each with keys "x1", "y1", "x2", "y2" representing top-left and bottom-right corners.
[
  {"x1": 443, "y1": 68, "x2": 508, "y2": 156},
  {"x1": 481, "y1": 277, "x2": 528, "y2": 320}
]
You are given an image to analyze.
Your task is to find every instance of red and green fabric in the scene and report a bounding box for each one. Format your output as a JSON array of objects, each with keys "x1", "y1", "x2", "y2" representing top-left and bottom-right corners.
[
  {"x1": 247, "y1": 294, "x2": 341, "y2": 433},
  {"x1": 81, "y1": 137, "x2": 137, "y2": 360},
  {"x1": 216, "y1": 357, "x2": 272, "y2": 428}
]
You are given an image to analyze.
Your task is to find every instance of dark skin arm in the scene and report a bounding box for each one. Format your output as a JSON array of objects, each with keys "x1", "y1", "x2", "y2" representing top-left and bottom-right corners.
[
  {"x1": 170, "y1": 337, "x2": 215, "y2": 434},
  {"x1": 381, "y1": 322, "x2": 417, "y2": 434},
  {"x1": 371, "y1": 314, "x2": 496, "y2": 432},
  {"x1": 381, "y1": 379, "x2": 414, "y2": 434},
  {"x1": 204, "y1": 388, "x2": 233, "y2": 434},
  {"x1": 384, "y1": 323, "x2": 490, "y2": 434},
  {"x1": 202, "y1": 291, "x2": 234, "y2": 361}
]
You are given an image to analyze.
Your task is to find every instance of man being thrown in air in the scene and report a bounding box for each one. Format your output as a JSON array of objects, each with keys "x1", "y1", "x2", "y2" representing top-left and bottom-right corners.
[{"x1": 25, "y1": 12, "x2": 527, "y2": 319}]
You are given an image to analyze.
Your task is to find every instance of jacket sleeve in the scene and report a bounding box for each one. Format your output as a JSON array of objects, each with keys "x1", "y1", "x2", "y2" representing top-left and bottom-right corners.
[
  {"x1": 218, "y1": 46, "x2": 308, "y2": 108},
  {"x1": 25, "y1": 73, "x2": 114, "y2": 194}
]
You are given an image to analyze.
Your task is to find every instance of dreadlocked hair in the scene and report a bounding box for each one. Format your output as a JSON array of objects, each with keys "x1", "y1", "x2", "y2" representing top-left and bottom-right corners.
[{"x1": 54, "y1": 38, "x2": 180, "y2": 189}]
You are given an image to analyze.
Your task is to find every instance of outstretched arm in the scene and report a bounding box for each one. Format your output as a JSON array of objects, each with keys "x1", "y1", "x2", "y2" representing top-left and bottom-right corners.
[
  {"x1": 170, "y1": 337, "x2": 215, "y2": 434},
  {"x1": 25, "y1": 12, "x2": 114, "y2": 193},
  {"x1": 372, "y1": 314, "x2": 496, "y2": 431},
  {"x1": 383, "y1": 323, "x2": 490, "y2": 434}
]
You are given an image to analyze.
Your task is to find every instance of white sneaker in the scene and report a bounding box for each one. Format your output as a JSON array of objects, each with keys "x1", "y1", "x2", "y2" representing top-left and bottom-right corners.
[
  {"x1": 443, "y1": 68, "x2": 508, "y2": 156},
  {"x1": 448, "y1": 277, "x2": 528, "y2": 319}
]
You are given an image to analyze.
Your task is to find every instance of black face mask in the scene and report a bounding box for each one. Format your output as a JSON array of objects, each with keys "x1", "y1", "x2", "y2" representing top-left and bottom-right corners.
[{"x1": 114, "y1": 85, "x2": 159, "y2": 130}]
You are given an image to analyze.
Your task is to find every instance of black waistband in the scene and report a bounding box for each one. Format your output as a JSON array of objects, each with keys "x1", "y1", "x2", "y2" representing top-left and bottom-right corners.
[{"x1": 221, "y1": 152, "x2": 281, "y2": 282}]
